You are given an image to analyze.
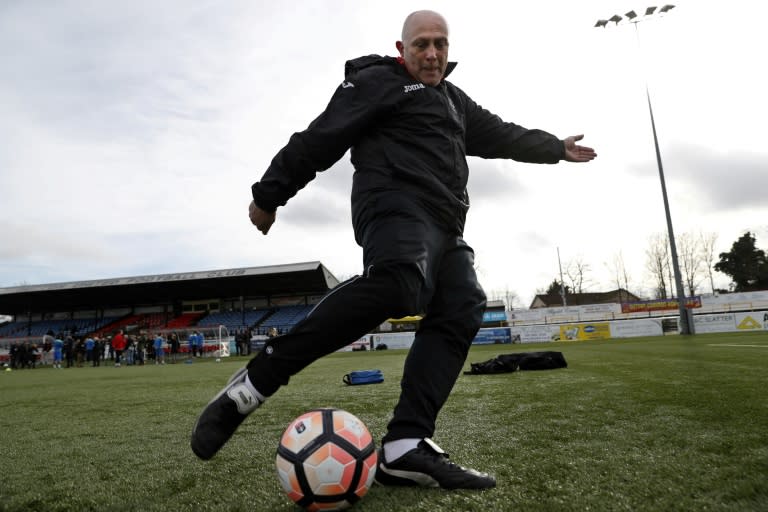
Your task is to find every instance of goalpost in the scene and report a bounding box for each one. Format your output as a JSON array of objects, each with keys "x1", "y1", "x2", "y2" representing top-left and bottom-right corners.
[
  {"x1": 215, "y1": 324, "x2": 232, "y2": 358},
  {"x1": 155, "y1": 324, "x2": 234, "y2": 358}
]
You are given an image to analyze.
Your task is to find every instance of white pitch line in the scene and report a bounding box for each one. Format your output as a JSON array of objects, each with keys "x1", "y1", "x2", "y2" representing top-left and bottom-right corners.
[{"x1": 707, "y1": 344, "x2": 768, "y2": 348}]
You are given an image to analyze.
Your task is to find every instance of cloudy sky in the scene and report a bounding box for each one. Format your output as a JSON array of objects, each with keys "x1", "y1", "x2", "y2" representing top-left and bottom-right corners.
[{"x1": 1, "y1": 0, "x2": 766, "y2": 308}]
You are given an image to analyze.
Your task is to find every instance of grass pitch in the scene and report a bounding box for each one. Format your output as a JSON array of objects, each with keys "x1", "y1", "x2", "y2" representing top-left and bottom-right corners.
[{"x1": 1, "y1": 332, "x2": 767, "y2": 511}]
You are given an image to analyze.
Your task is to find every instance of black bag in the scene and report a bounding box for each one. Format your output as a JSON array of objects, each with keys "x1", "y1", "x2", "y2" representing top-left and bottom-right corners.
[{"x1": 464, "y1": 351, "x2": 567, "y2": 375}]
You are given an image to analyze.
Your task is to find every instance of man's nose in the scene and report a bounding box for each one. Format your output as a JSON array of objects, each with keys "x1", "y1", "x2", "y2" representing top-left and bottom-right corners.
[{"x1": 425, "y1": 44, "x2": 437, "y2": 59}]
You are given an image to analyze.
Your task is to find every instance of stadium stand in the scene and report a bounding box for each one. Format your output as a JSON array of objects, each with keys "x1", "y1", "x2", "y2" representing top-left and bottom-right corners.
[
  {"x1": 258, "y1": 305, "x2": 313, "y2": 334},
  {"x1": 165, "y1": 312, "x2": 206, "y2": 329},
  {"x1": 196, "y1": 309, "x2": 271, "y2": 331},
  {"x1": 1, "y1": 316, "x2": 121, "y2": 338},
  {"x1": 0, "y1": 262, "x2": 339, "y2": 351}
]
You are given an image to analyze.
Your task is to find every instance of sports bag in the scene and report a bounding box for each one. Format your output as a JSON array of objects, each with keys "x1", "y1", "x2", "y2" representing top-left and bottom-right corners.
[
  {"x1": 464, "y1": 351, "x2": 567, "y2": 375},
  {"x1": 343, "y1": 369, "x2": 384, "y2": 385}
]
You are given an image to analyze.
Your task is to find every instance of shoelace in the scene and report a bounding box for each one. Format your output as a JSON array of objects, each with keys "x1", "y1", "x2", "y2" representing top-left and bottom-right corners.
[{"x1": 420, "y1": 447, "x2": 464, "y2": 471}]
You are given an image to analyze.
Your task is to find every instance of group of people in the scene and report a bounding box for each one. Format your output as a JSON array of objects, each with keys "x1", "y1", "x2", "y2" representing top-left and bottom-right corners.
[
  {"x1": 187, "y1": 330, "x2": 205, "y2": 357},
  {"x1": 9, "y1": 329, "x2": 187, "y2": 369},
  {"x1": 109, "y1": 329, "x2": 184, "y2": 366},
  {"x1": 5, "y1": 333, "x2": 111, "y2": 369},
  {"x1": 4, "y1": 325, "x2": 253, "y2": 370},
  {"x1": 6, "y1": 340, "x2": 42, "y2": 369}
]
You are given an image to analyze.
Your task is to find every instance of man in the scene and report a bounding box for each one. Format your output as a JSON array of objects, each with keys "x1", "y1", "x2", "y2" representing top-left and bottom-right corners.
[
  {"x1": 195, "y1": 330, "x2": 205, "y2": 357},
  {"x1": 153, "y1": 333, "x2": 165, "y2": 365},
  {"x1": 111, "y1": 330, "x2": 127, "y2": 367},
  {"x1": 189, "y1": 330, "x2": 200, "y2": 358},
  {"x1": 53, "y1": 336, "x2": 64, "y2": 369},
  {"x1": 85, "y1": 336, "x2": 95, "y2": 366},
  {"x1": 169, "y1": 332, "x2": 180, "y2": 363},
  {"x1": 93, "y1": 336, "x2": 102, "y2": 367},
  {"x1": 192, "y1": 10, "x2": 596, "y2": 490}
]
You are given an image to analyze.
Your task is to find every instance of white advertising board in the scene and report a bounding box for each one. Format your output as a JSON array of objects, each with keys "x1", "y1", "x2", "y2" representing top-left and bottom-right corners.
[
  {"x1": 734, "y1": 312, "x2": 768, "y2": 331},
  {"x1": 369, "y1": 332, "x2": 415, "y2": 350},
  {"x1": 609, "y1": 319, "x2": 664, "y2": 338},
  {"x1": 694, "y1": 313, "x2": 737, "y2": 333},
  {"x1": 509, "y1": 324, "x2": 559, "y2": 343}
]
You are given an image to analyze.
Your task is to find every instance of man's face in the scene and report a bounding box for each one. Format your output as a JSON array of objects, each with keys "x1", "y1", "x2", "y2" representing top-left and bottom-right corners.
[{"x1": 397, "y1": 14, "x2": 449, "y2": 86}]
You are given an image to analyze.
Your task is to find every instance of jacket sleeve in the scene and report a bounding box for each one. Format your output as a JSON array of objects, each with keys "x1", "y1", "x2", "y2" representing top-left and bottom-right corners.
[
  {"x1": 461, "y1": 90, "x2": 565, "y2": 164},
  {"x1": 252, "y1": 72, "x2": 393, "y2": 212}
]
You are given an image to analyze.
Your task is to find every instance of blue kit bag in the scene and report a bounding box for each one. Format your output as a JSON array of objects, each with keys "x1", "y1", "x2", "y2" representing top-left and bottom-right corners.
[{"x1": 343, "y1": 369, "x2": 384, "y2": 385}]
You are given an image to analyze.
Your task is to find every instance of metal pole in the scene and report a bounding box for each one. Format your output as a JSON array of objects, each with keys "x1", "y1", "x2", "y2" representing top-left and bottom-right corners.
[
  {"x1": 557, "y1": 247, "x2": 567, "y2": 306},
  {"x1": 632, "y1": 22, "x2": 692, "y2": 335},
  {"x1": 643, "y1": 81, "x2": 691, "y2": 334}
]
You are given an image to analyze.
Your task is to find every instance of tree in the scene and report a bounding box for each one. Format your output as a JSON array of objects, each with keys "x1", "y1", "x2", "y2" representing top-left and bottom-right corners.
[
  {"x1": 545, "y1": 279, "x2": 571, "y2": 297},
  {"x1": 678, "y1": 232, "x2": 704, "y2": 296},
  {"x1": 699, "y1": 231, "x2": 718, "y2": 293},
  {"x1": 714, "y1": 232, "x2": 768, "y2": 292},
  {"x1": 606, "y1": 251, "x2": 633, "y2": 302},
  {"x1": 565, "y1": 256, "x2": 592, "y2": 294},
  {"x1": 487, "y1": 287, "x2": 520, "y2": 311},
  {"x1": 645, "y1": 233, "x2": 670, "y2": 299}
]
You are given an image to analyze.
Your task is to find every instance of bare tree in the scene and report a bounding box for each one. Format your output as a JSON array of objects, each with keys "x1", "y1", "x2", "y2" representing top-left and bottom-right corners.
[
  {"x1": 699, "y1": 231, "x2": 718, "y2": 293},
  {"x1": 487, "y1": 287, "x2": 520, "y2": 311},
  {"x1": 645, "y1": 233, "x2": 669, "y2": 299},
  {"x1": 606, "y1": 251, "x2": 632, "y2": 302},
  {"x1": 678, "y1": 232, "x2": 704, "y2": 296},
  {"x1": 565, "y1": 256, "x2": 592, "y2": 294}
]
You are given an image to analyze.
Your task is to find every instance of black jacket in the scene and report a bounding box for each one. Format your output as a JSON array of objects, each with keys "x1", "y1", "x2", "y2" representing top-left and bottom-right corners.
[{"x1": 251, "y1": 55, "x2": 565, "y2": 236}]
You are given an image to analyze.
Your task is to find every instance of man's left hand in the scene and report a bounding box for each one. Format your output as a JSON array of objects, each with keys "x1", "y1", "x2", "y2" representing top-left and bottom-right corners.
[{"x1": 563, "y1": 134, "x2": 597, "y2": 163}]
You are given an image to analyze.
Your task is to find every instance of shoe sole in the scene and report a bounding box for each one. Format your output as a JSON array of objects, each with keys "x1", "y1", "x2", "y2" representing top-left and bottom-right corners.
[{"x1": 375, "y1": 464, "x2": 440, "y2": 487}]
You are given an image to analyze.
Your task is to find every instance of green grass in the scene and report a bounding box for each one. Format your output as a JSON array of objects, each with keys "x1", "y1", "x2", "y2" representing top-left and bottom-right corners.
[{"x1": 1, "y1": 332, "x2": 767, "y2": 511}]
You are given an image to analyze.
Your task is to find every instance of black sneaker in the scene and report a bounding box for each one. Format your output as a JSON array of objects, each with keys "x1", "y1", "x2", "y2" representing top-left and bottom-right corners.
[
  {"x1": 191, "y1": 367, "x2": 263, "y2": 460},
  {"x1": 375, "y1": 438, "x2": 496, "y2": 490}
]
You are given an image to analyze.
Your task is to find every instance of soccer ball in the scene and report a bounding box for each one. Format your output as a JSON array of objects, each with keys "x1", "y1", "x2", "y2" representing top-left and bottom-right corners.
[{"x1": 276, "y1": 408, "x2": 377, "y2": 511}]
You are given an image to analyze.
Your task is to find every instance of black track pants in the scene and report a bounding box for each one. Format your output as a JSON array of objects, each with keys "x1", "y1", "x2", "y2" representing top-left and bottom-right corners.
[{"x1": 246, "y1": 214, "x2": 486, "y2": 441}]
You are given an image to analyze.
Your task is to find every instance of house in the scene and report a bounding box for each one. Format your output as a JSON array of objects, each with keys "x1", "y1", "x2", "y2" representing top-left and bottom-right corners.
[{"x1": 529, "y1": 289, "x2": 641, "y2": 309}]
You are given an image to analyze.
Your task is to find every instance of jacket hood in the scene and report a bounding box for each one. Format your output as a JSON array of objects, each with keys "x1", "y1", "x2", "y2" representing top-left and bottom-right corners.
[{"x1": 345, "y1": 54, "x2": 457, "y2": 81}]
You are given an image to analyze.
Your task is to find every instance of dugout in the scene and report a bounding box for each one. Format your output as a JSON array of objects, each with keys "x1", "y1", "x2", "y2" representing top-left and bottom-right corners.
[{"x1": 0, "y1": 261, "x2": 338, "y2": 338}]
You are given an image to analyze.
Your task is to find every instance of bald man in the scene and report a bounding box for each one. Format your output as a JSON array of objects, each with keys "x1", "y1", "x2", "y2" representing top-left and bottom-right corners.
[{"x1": 192, "y1": 10, "x2": 596, "y2": 490}]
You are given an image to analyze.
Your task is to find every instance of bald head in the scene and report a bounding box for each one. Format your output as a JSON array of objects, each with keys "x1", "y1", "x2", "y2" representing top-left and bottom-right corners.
[
  {"x1": 396, "y1": 10, "x2": 450, "y2": 86},
  {"x1": 401, "y1": 10, "x2": 449, "y2": 43}
]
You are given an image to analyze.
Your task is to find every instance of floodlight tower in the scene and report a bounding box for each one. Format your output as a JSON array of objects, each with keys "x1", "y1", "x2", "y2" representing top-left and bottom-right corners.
[{"x1": 594, "y1": 5, "x2": 694, "y2": 335}]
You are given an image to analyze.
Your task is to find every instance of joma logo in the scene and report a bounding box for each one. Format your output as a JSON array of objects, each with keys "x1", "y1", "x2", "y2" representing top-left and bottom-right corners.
[{"x1": 403, "y1": 83, "x2": 426, "y2": 93}]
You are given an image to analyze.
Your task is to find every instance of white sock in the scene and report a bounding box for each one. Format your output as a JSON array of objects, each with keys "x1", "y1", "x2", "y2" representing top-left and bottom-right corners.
[
  {"x1": 243, "y1": 374, "x2": 267, "y2": 403},
  {"x1": 383, "y1": 438, "x2": 421, "y2": 463}
]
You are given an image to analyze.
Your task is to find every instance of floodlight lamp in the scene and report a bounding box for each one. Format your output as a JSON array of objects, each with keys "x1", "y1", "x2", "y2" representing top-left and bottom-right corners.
[
  {"x1": 660, "y1": 4, "x2": 675, "y2": 13},
  {"x1": 625, "y1": 10, "x2": 638, "y2": 20},
  {"x1": 609, "y1": 14, "x2": 622, "y2": 24},
  {"x1": 594, "y1": 19, "x2": 608, "y2": 28},
  {"x1": 645, "y1": 6, "x2": 658, "y2": 15}
]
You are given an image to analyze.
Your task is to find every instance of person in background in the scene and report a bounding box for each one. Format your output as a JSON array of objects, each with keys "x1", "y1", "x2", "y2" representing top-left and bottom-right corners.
[
  {"x1": 169, "y1": 332, "x2": 180, "y2": 363},
  {"x1": 196, "y1": 331, "x2": 205, "y2": 357},
  {"x1": 154, "y1": 333, "x2": 165, "y2": 365},
  {"x1": 93, "y1": 336, "x2": 102, "y2": 367},
  {"x1": 85, "y1": 336, "x2": 95, "y2": 366},
  {"x1": 74, "y1": 337, "x2": 86, "y2": 367},
  {"x1": 64, "y1": 336, "x2": 74, "y2": 368},
  {"x1": 53, "y1": 336, "x2": 64, "y2": 369},
  {"x1": 188, "y1": 331, "x2": 197, "y2": 358},
  {"x1": 111, "y1": 330, "x2": 127, "y2": 367}
]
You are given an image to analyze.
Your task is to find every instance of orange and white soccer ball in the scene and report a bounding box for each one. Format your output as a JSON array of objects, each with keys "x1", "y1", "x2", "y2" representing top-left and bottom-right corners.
[{"x1": 276, "y1": 408, "x2": 377, "y2": 511}]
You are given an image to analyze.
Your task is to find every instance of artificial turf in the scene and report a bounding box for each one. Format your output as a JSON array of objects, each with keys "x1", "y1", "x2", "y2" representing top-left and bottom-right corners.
[{"x1": 1, "y1": 332, "x2": 766, "y2": 511}]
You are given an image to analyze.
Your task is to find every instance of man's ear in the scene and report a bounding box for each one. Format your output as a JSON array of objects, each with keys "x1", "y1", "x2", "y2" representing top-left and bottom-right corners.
[{"x1": 395, "y1": 40, "x2": 404, "y2": 56}]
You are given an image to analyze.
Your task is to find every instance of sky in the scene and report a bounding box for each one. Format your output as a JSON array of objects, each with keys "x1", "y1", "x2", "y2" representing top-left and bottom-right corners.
[{"x1": 1, "y1": 0, "x2": 767, "y2": 309}]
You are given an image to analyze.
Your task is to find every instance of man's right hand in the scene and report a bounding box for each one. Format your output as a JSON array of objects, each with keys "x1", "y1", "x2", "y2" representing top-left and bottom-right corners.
[{"x1": 249, "y1": 200, "x2": 276, "y2": 235}]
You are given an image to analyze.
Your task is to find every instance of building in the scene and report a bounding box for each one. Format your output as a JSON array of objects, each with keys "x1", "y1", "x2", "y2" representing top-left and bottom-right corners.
[{"x1": 529, "y1": 289, "x2": 641, "y2": 309}]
